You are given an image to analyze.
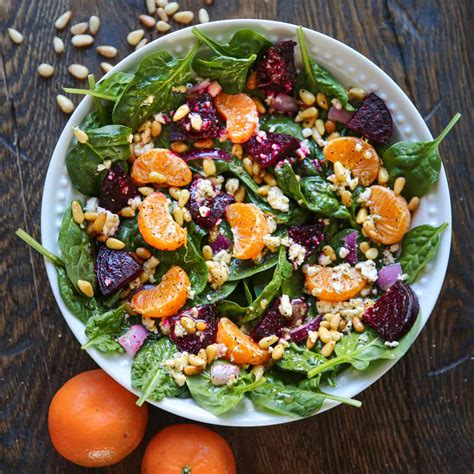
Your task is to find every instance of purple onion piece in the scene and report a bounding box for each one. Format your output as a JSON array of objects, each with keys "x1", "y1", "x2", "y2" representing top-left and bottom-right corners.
[
  {"x1": 180, "y1": 148, "x2": 231, "y2": 162},
  {"x1": 328, "y1": 106, "x2": 355, "y2": 125},
  {"x1": 271, "y1": 93, "x2": 299, "y2": 113},
  {"x1": 377, "y1": 263, "x2": 402, "y2": 290},
  {"x1": 117, "y1": 325, "x2": 149, "y2": 356},
  {"x1": 210, "y1": 363, "x2": 240, "y2": 386},
  {"x1": 209, "y1": 234, "x2": 231, "y2": 253},
  {"x1": 289, "y1": 317, "x2": 322, "y2": 342},
  {"x1": 343, "y1": 231, "x2": 358, "y2": 265}
]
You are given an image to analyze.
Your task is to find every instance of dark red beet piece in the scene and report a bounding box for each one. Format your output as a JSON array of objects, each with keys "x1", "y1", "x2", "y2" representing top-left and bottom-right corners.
[
  {"x1": 174, "y1": 93, "x2": 221, "y2": 141},
  {"x1": 168, "y1": 304, "x2": 218, "y2": 354},
  {"x1": 363, "y1": 281, "x2": 419, "y2": 342},
  {"x1": 245, "y1": 132, "x2": 300, "y2": 168},
  {"x1": 346, "y1": 93, "x2": 393, "y2": 146},
  {"x1": 96, "y1": 247, "x2": 142, "y2": 296},
  {"x1": 99, "y1": 164, "x2": 139, "y2": 214},
  {"x1": 288, "y1": 223, "x2": 325, "y2": 258},
  {"x1": 250, "y1": 297, "x2": 308, "y2": 341},
  {"x1": 189, "y1": 178, "x2": 233, "y2": 229},
  {"x1": 256, "y1": 40, "x2": 297, "y2": 95}
]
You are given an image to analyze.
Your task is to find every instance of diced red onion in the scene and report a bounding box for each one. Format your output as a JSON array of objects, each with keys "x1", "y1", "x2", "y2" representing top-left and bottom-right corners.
[
  {"x1": 377, "y1": 263, "x2": 402, "y2": 290},
  {"x1": 209, "y1": 234, "x2": 231, "y2": 253},
  {"x1": 210, "y1": 363, "x2": 240, "y2": 386},
  {"x1": 187, "y1": 79, "x2": 211, "y2": 95},
  {"x1": 208, "y1": 81, "x2": 222, "y2": 97},
  {"x1": 271, "y1": 93, "x2": 298, "y2": 113},
  {"x1": 117, "y1": 325, "x2": 148, "y2": 356},
  {"x1": 289, "y1": 317, "x2": 322, "y2": 342},
  {"x1": 328, "y1": 106, "x2": 355, "y2": 125},
  {"x1": 180, "y1": 148, "x2": 231, "y2": 162},
  {"x1": 343, "y1": 231, "x2": 358, "y2": 265}
]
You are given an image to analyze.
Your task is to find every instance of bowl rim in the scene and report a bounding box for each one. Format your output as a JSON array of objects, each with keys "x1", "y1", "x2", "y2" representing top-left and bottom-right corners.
[{"x1": 41, "y1": 19, "x2": 452, "y2": 427}]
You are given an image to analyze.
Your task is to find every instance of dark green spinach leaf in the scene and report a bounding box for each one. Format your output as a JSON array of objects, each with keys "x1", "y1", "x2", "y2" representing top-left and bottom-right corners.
[
  {"x1": 228, "y1": 251, "x2": 279, "y2": 281},
  {"x1": 277, "y1": 342, "x2": 327, "y2": 374}
]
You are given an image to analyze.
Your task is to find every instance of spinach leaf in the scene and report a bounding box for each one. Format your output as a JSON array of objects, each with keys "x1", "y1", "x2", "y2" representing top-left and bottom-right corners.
[
  {"x1": 87, "y1": 75, "x2": 108, "y2": 126},
  {"x1": 276, "y1": 342, "x2": 326, "y2": 374},
  {"x1": 186, "y1": 361, "x2": 266, "y2": 416},
  {"x1": 116, "y1": 216, "x2": 147, "y2": 251},
  {"x1": 228, "y1": 251, "x2": 279, "y2": 281},
  {"x1": 251, "y1": 268, "x2": 274, "y2": 297},
  {"x1": 281, "y1": 270, "x2": 305, "y2": 298},
  {"x1": 96, "y1": 72, "x2": 133, "y2": 98},
  {"x1": 399, "y1": 223, "x2": 448, "y2": 284},
  {"x1": 81, "y1": 112, "x2": 103, "y2": 131},
  {"x1": 113, "y1": 42, "x2": 200, "y2": 129},
  {"x1": 329, "y1": 228, "x2": 362, "y2": 262},
  {"x1": 217, "y1": 300, "x2": 247, "y2": 318},
  {"x1": 194, "y1": 281, "x2": 239, "y2": 305},
  {"x1": 81, "y1": 305, "x2": 126, "y2": 353},
  {"x1": 58, "y1": 204, "x2": 97, "y2": 293},
  {"x1": 296, "y1": 27, "x2": 353, "y2": 111},
  {"x1": 275, "y1": 161, "x2": 307, "y2": 206},
  {"x1": 382, "y1": 114, "x2": 460, "y2": 199},
  {"x1": 132, "y1": 338, "x2": 185, "y2": 406},
  {"x1": 243, "y1": 279, "x2": 254, "y2": 305}
]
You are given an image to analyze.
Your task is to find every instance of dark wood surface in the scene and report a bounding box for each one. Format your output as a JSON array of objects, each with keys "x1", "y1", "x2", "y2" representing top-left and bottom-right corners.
[{"x1": 1, "y1": 1, "x2": 472, "y2": 472}]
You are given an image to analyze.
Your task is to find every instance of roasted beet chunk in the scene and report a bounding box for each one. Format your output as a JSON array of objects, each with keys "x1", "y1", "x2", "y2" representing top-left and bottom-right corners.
[
  {"x1": 96, "y1": 247, "x2": 142, "y2": 296},
  {"x1": 169, "y1": 304, "x2": 218, "y2": 354},
  {"x1": 250, "y1": 297, "x2": 308, "y2": 341},
  {"x1": 189, "y1": 178, "x2": 233, "y2": 229},
  {"x1": 256, "y1": 40, "x2": 297, "y2": 95},
  {"x1": 364, "y1": 281, "x2": 419, "y2": 342},
  {"x1": 245, "y1": 132, "x2": 300, "y2": 168},
  {"x1": 99, "y1": 164, "x2": 139, "y2": 214},
  {"x1": 288, "y1": 224, "x2": 325, "y2": 258},
  {"x1": 174, "y1": 93, "x2": 221, "y2": 141},
  {"x1": 347, "y1": 93, "x2": 393, "y2": 146}
]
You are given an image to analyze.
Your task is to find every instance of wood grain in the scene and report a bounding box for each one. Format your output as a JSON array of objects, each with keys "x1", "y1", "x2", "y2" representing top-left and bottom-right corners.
[{"x1": 1, "y1": 0, "x2": 472, "y2": 472}]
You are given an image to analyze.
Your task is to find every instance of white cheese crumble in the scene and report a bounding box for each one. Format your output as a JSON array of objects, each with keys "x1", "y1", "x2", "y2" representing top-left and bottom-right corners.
[
  {"x1": 356, "y1": 260, "x2": 378, "y2": 282},
  {"x1": 316, "y1": 298, "x2": 374, "y2": 320},
  {"x1": 288, "y1": 241, "x2": 306, "y2": 267},
  {"x1": 382, "y1": 249, "x2": 396, "y2": 265},
  {"x1": 339, "y1": 247, "x2": 350, "y2": 259},
  {"x1": 266, "y1": 215, "x2": 278, "y2": 234},
  {"x1": 142, "y1": 95, "x2": 154, "y2": 106},
  {"x1": 199, "y1": 205, "x2": 210, "y2": 217},
  {"x1": 263, "y1": 234, "x2": 281, "y2": 252},
  {"x1": 357, "y1": 188, "x2": 372, "y2": 204},
  {"x1": 385, "y1": 340, "x2": 400, "y2": 348},
  {"x1": 128, "y1": 195, "x2": 142, "y2": 211},
  {"x1": 96, "y1": 159, "x2": 111, "y2": 172},
  {"x1": 97, "y1": 207, "x2": 120, "y2": 237},
  {"x1": 278, "y1": 294, "x2": 293, "y2": 318},
  {"x1": 195, "y1": 179, "x2": 216, "y2": 200},
  {"x1": 189, "y1": 113, "x2": 203, "y2": 131},
  {"x1": 302, "y1": 127, "x2": 313, "y2": 138},
  {"x1": 318, "y1": 253, "x2": 332, "y2": 266},
  {"x1": 267, "y1": 186, "x2": 290, "y2": 212},
  {"x1": 84, "y1": 197, "x2": 99, "y2": 212},
  {"x1": 213, "y1": 249, "x2": 232, "y2": 265}
]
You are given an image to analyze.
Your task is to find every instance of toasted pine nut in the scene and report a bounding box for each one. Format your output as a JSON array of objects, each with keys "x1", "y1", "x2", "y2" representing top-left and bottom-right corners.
[
  {"x1": 334, "y1": 161, "x2": 346, "y2": 182},
  {"x1": 37, "y1": 63, "x2": 54, "y2": 78},
  {"x1": 71, "y1": 35, "x2": 94, "y2": 48},
  {"x1": 93, "y1": 213, "x2": 107, "y2": 233},
  {"x1": 68, "y1": 64, "x2": 89, "y2": 79},
  {"x1": 252, "y1": 97, "x2": 266, "y2": 114},
  {"x1": 378, "y1": 167, "x2": 389, "y2": 184},
  {"x1": 330, "y1": 314, "x2": 341, "y2": 331},
  {"x1": 120, "y1": 206, "x2": 135, "y2": 218},
  {"x1": 178, "y1": 189, "x2": 190, "y2": 207},
  {"x1": 84, "y1": 211, "x2": 99, "y2": 221},
  {"x1": 71, "y1": 201, "x2": 84, "y2": 224},
  {"x1": 73, "y1": 126, "x2": 88, "y2": 144},
  {"x1": 89, "y1": 16, "x2": 100, "y2": 35},
  {"x1": 96, "y1": 234, "x2": 107, "y2": 243},
  {"x1": 196, "y1": 321, "x2": 207, "y2": 332},
  {"x1": 70, "y1": 22, "x2": 88, "y2": 35},
  {"x1": 306, "y1": 335, "x2": 316, "y2": 350},
  {"x1": 231, "y1": 144, "x2": 243, "y2": 159},
  {"x1": 246, "y1": 71, "x2": 257, "y2": 90},
  {"x1": 194, "y1": 138, "x2": 214, "y2": 148},
  {"x1": 206, "y1": 344, "x2": 218, "y2": 364},
  {"x1": 146, "y1": 0, "x2": 156, "y2": 14},
  {"x1": 97, "y1": 45, "x2": 117, "y2": 58},
  {"x1": 156, "y1": 20, "x2": 171, "y2": 33},
  {"x1": 174, "y1": 11, "x2": 194, "y2": 24},
  {"x1": 408, "y1": 196, "x2": 420, "y2": 212},
  {"x1": 55, "y1": 11, "x2": 72, "y2": 30},
  {"x1": 252, "y1": 364, "x2": 265, "y2": 381},
  {"x1": 139, "y1": 271, "x2": 149, "y2": 284},
  {"x1": 140, "y1": 14, "x2": 157, "y2": 28},
  {"x1": 349, "y1": 87, "x2": 367, "y2": 101},
  {"x1": 299, "y1": 107, "x2": 318, "y2": 120},
  {"x1": 257, "y1": 185, "x2": 271, "y2": 197},
  {"x1": 188, "y1": 354, "x2": 206, "y2": 367},
  {"x1": 322, "y1": 245, "x2": 337, "y2": 262},
  {"x1": 263, "y1": 172, "x2": 277, "y2": 186},
  {"x1": 299, "y1": 89, "x2": 316, "y2": 105},
  {"x1": 150, "y1": 120, "x2": 162, "y2": 137},
  {"x1": 362, "y1": 219, "x2": 375, "y2": 235},
  {"x1": 341, "y1": 190, "x2": 352, "y2": 207},
  {"x1": 136, "y1": 247, "x2": 152, "y2": 260},
  {"x1": 53, "y1": 37, "x2": 65, "y2": 53},
  {"x1": 359, "y1": 241, "x2": 370, "y2": 253},
  {"x1": 135, "y1": 38, "x2": 148, "y2": 50},
  {"x1": 243, "y1": 157, "x2": 253, "y2": 175},
  {"x1": 171, "y1": 141, "x2": 188, "y2": 153},
  {"x1": 77, "y1": 280, "x2": 94, "y2": 297},
  {"x1": 319, "y1": 320, "x2": 330, "y2": 329},
  {"x1": 184, "y1": 365, "x2": 202, "y2": 375},
  {"x1": 271, "y1": 343, "x2": 285, "y2": 360},
  {"x1": 202, "y1": 245, "x2": 213, "y2": 261},
  {"x1": 168, "y1": 187, "x2": 181, "y2": 200},
  {"x1": 315, "y1": 118, "x2": 325, "y2": 136},
  {"x1": 356, "y1": 207, "x2": 368, "y2": 224},
  {"x1": 127, "y1": 29, "x2": 145, "y2": 46},
  {"x1": 365, "y1": 247, "x2": 379, "y2": 260},
  {"x1": 173, "y1": 104, "x2": 190, "y2": 122},
  {"x1": 182, "y1": 207, "x2": 192, "y2": 223},
  {"x1": 321, "y1": 340, "x2": 336, "y2": 357},
  {"x1": 258, "y1": 335, "x2": 278, "y2": 349},
  {"x1": 173, "y1": 207, "x2": 184, "y2": 226},
  {"x1": 138, "y1": 186, "x2": 154, "y2": 196},
  {"x1": 180, "y1": 316, "x2": 196, "y2": 334},
  {"x1": 316, "y1": 92, "x2": 329, "y2": 110},
  {"x1": 234, "y1": 186, "x2": 246, "y2": 203},
  {"x1": 352, "y1": 316, "x2": 365, "y2": 333},
  {"x1": 56, "y1": 95, "x2": 74, "y2": 114},
  {"x1": 325, "y1": 120, "x2": 336, "y2": 134},
  {"x1": 203, "y1": 158, "x2": 216, "y2": 176},
  {"x1": 338, "y1": 319, "x2": 347, "y2": 331},
  {"x1": 319, "y1": 326, "x2": 332, "y2": 344},
  {"x1": 106, "y1": 237, "x2": 126, "y2": 250},
  {"x1": 164, "y1": 1, "x2": 179, "y2": 15},
  {"x1": 252, "y1": 162, "x2": 261, "y2": 177},
  {"x1": 157, "y1": 7, "x2": 169, "y2": 21},
  {"x1": 393, "y1": 177, "x2": 406, "y2": 196},
  {"x1": 198, "y1": 8, "x2": 210, "y2": 23},
  {"x1": 330, "y1": 330, "x2": 342, "y2": 342},
  {"x1": 100, "y1": 62, "x2": 113, "y2": 73}
]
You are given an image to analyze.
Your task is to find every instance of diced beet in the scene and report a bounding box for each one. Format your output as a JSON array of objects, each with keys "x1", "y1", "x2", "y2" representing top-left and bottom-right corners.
[
  {"x1": 174, "y1": 93, "x2": 221, "y2": 141},
  {"x1": 96, "y1": 247, "x2": 142, "y2": 296},
  {"x1": 209, "y1": 234, "x2": 231, "y2": 253},
  {"x1": 250, "y1": 297, "x2": 308, "y2": 341},
  {"x1": 346, "y1": 93, "x2": 393, "y2": 146},
  {"x1": 256, "y1": 40, "x2": 297, "y2": 95},
  {"x1": 168, "y1": 304, "x2": 218, "y2": 354},
  {"x1": 289, "y1": 316, "x2": 322, "y2": 342},
  {"x1": 288, "y1": 224, "x2": 325, "y2": 258},
  {"x1": 189, "y1": 178, "x2": 233, "y2": 229},
  {"x1": 363, "y1": 281, "x2": 419, "y2": 342},
  {"x1": 245, "y1": 132, "x2": 300, "y2": 168},
  {"x1": 99, "y1": 164, "x2": 139, "y2": 214}
]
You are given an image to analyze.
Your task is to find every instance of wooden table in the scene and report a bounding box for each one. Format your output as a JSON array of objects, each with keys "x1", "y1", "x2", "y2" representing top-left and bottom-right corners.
[{"x1": 1, "y1": 0, "x2": 472, "y2": 472}]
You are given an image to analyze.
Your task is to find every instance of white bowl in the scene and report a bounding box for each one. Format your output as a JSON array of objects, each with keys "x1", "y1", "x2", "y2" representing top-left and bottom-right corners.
[{"x1": 41, "y1": 20, "x2": 451, "y2": 427}]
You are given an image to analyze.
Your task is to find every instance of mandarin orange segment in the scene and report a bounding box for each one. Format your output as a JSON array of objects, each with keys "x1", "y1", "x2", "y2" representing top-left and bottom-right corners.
[
  {"x1": 366, "y1": 185, "x2": 411, "y2": 245},
  {"x1": 216, "y1": 317, "x2": 270, "y2": 365},
  {"x1": 138, "y1": 192, "x2": 187, "y2": 250},
  {"x1": 214, "y1": 92, "x2": 258, "y2": 143},
  {"x1": 131, "y1": 266, "x2": 190, "y2": 318},
  {"x1": 324, "y1": 136, "x2": 380, "y2": 186},
  {"x1": 225, "y1": 203, "x2": 269, "y2": 260},
  {"x1": 131, "y1": 148, "x2": 192, "y2": 187},
  {"x1": 304, "y1": 264, "x2": 366, "y2": 302}
]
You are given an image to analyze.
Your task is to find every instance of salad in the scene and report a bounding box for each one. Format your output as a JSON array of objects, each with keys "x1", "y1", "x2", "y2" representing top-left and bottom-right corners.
[{"x1": 19, "y1": 26, "x2": 459, "y2": 418}]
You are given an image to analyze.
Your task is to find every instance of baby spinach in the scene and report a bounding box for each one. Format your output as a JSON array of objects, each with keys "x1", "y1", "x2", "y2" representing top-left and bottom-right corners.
[
  {"x1": 116, "y1": 216, "x2": 147, "y2": 251},
  {"x1": 96, "y1": 72, "x2": 133, "y2": 98},
  {"x1": 58, "y1": 205, "x2": 97, "y2": 293},
  {"x1": 185, "y1": 361, "x2": 266, "y2": 416},
  {"x1": 383, "y1": 114, "x2": 460, "y2": 199},
  {"x1": 113, "y1": 42, "x2": 201, "y2": 129},
  {"x1": 275, "y1": 161, "x2": 307, "y2": 206},
  {"x1": 132, "y1": 338, "x2": 185, "y2": 406},
  {"x1": 228, "y1": 251, "x2": 279, "y2": 281},
  {"x1": 296, "y1": 27, "x2": 353, "y2": 111},
  {"x1": 399, "y1": 223, "x2": 448, "y2": 284},
  {"x1": 277, "y1": 342, "x2": 327, "y2": 374},
  {"x1": 81, "y1": 305, "x2": 126, "y2": 353},
  {"x1": 194, "y1": 281, "x2": 239, "y2": 305},
  {"x1": 217, "y1": 299, "x2": 247, "y2": 318}
]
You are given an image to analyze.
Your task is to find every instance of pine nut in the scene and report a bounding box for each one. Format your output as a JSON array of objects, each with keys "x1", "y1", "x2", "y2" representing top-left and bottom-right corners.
[
  {"x1": 156, "y1": 21, "x2": 171, "y2": 33},
  {"x1": 330, "y1": 330, "x2": 342, "y2": 341},
  {"x1": 173, "y1": 207, "x2": 184, "y2": 226},
  {"x1": 97, "y1": 235, "x2": 107, "y2": 243},
  {"x1": 352, "y1": 316, "x2": 365, "y2": 333},
  {"x1": 198, "y1": 348, "x2": 208, "y2": 362},
  {"x1": 338, "y1": 319, "x2": 347, "y2": 331},
  {"x1": 253, "y1": 175, "x2": 262, "y2": 184},
  {"x1": 203, "y1": 158, "x2": 216, "y2": 176},
  {"x1": 181, "y1": 316, "x2": 196, "y2": 334},
  {"x1": 127, "y1": 29, "x2": 145, "y2": 46},
  {"x1": 378, "y1": 167, "x2": 389, "y2": 184},
  {"x1": 182, "y1": 207, "x2": 192, "y2": 223},
  {"x1": 349, "y1": 87, "x2": 367, "y2": 101},
  {"x1": 252, "y1": 162, "x2": 261, "y2": 176},
  {"x1": 246, "y1": 71, "x2": 257, "y2": 90},
  {"x1": 78, "y1": 280, "x2": 94, "y2": 297},
  {"x1": 199, "y1": 8, "x2": 210, "y2": 23},
  {"x1": 322, "y1": 245, "x2": 337, "y2": 262},
  {"x1": 234, "y1": 186, "x2": 246, "y2": 202},
  {"x1": 359, "y1": 241, "x2": 370, "y2": 253},
  {"x1": 316, "y1": 92, "x2": 329, "y2": 110},
  {"x1": 184, "y1": 365, "x2": 202, "y2": 376},
  {"x1": 206, "y1": 344, "x2": 218, "y2": 364},
  {"x1": 71, "y1": 201, "x2": 84, "y2": 224},
  {"x1": 71, "y1": 35, "x2": 94, "y2": 48},
  {"x1": 201, "y1": 244, "x2": 213, "y2": 260},
  {"x1": 188, "y1": 354, "x2": 206, "y2": 368},
  {"x1": 393, "y1": 177, "x2": 406, "y2": 196},
  {"x1": 356, "y1": 207, "x2": 368, "y2": 224},
  {"x1": 93, "y1": 213, "x2": 107, "y2": 233},
  {"x1": 136, "y1": 247, "x2": 152, "y2": 260},
  {"x1": 178, "y1": 189, "x2": 190, "y2": 207},
  {"x1": 56, "y1": 95, "x2": 74, "y2": 114},
  {"x1": 195, "y1": 322, "x2": 207, "y2": 334},
  {"x1": 194, "y1": 138, "x2": 213, "y2": 148},
  {"x1": 135, "y1": 38, "x2": 148, "y2": 50},
  {"x1": 325, "y1": 120, "x2": 336, "y2": 134},
  {"x1": 299, "y1": 89, "x2": 316, "y2": 106},
  {"x1": 362, "y1": 219, "x2": 375, "y2": 235},
  {"x1": 70, "y1": 22, "x2": 88, "y2": 35},
  {"x1": 341, "y1": 190, "x2": 352, "y2": 207},
  {"x1": 319, "y1": 320, "x2": 330, "y2": 329},
  {"x1": 140, "y1": 14, "x2": 157, "y2": 28},
  {"x1": 73, "y1": 127, "x2": 88, "y2": 144},
  {"x1": 319, "y1": 326, "x2": 332, "y2": 344},
  {"x1": 252, "y1": 97, "x2": 266, "y2": 114},
  {"x1": 89, "y1": 16, "x2": 100, "y2": 35},
  {"x1": 138, "y1": 186, "x2": 154, "y2": 196},
  {"x1": 252, "y1": 365, "x2": 265, "y2": 381},
  {"x1": 231, "y1": 144, "x2": 243, "y2": 159},
  {"x1": 106, "y1": 237, "x2": 126, "y2": 250},
  {"x1": 299, "y1": 107, "x2": 318, "y2": 120},
  {"x1": 146, "y1": 0, "x2": 156, "y2": 14},
  {"x1": 55, "y1": 11, "x2": 72, "y2": 30},
  {"x1": 303, "y1": 118, "x2": 316, "y2": 129},
  {"x1": 173, "y1": 104, "x2": 190, "y2": 121},
  {"x1": 263, "y1": 173, "x2": 277, "y2": 186},
  {"x1": 243, "y1": 157, "x2": 253, "y2": 175},
  {"x1": 174, "y1": 11, "x2": 194, "y2": 24},
  {"x1": 271, "y1": 343, "x2": 285, "y2": 360},
  {"x1": 408, "y1": 196, "x2": 420, "y2": 212},
  {"x1": 365, "y1": 247, "x2": 379, "y2": 260},
  {"x1": 168, "y1": 187, "x2": 181, "y2": 200},
  {"x1": 157, "y1": 7, "x2": 169, "y2": 21},
  {"x1": 148, "y1": 171, "x2": 167, "y2": 183},
  {"x1": 8, "y1": 28, "x2": 23, "y2": 44},
  {"x1": 258, "y1": 335, "x2": 278, "y2": 349},
  {"x1": 100, "y1": 62, "x2": 113, "y2": 73},
  {"x1": 257, "y1": 185, "x2": 271, "y2": 197},
  {"x1": 157, "y1": 0, "x2": 169, "y2": 6},
  {"x1": 53, "y1": 36, "x2": 64, "y2": 54},
  {"x1": 97, "y1": 45, "x2": 117, "y2": 58},
  {"x1": 306, "y1": 334, "x2": 317, "y2": 350},
  {"x1": 68, "y1": 64, "x2": 89, "y2": 80},
  {"x1": 84, "y1": 211, "x2": 99, "y2": 221},
  {"x1": 334, "y1": 161, "x2": 346, "y2": 182},
  {"x1": 330, "y1": 314, "x2": 341, "y2": 331},
  {"x1": 137, "y1": 120, "x2": 151, "y2": 133},
  {"x1": 37, "y1": 63, "x2": 54, "y2": 78},
  {"x1": 321, "y1": 340, "x2": 336, "y2": 357},
  {"x1": 164, "y1": 2, "x2": 179, "y2": 15},
  {"x1": 315, "y1": 118, "x2": 325, "y2": 136},
  {"x1": 149, "y1": 120, "x2": 161, "y2": 138}
]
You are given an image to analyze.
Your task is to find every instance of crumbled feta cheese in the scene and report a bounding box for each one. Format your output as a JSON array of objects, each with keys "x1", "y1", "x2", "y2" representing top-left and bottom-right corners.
[
  {"x1": 195, "y1": 179, "x2": 216, "y2": 200},
  {"x1": 280, "y1": 236, "x2": 292, "y2": 247},
  {"x1": 189, "y1": 113, "x2": 203, "y2": 131},
  {"x1": 398, "y1": 273, "x2": 408, "y2": 281},
  {"x1": 142, "y1": 317, "x2": 158, "y2": 334},
  {"x1": 134, "y1": 142, "x2": 154, "y2": 156},
  {"x1": 357, "y1": 188, "x2": 372, "y2": 204},
  {"x1": 97, "y1": 159, "x2": 112, "y2": 172},
  {"x1": 173, "y1": 322, "x2": 187, "y2": 338},
  {"x1": 316, "y1": 298, "x2": 374, "y2": 320},
  {"x1": 199, "y1": 205, "x2": 211, "y2": 217},
  {"x1": 213, "y1": 249, "x2": 232, "y2": 265},
  {"x1": 385, "y1": 340, "x2": 400, "y2": 348},
  {"x1": 390, "y1": 244, "x2": 400, "y2": 253},
  {"x1": 187, "y1": 286, "x2": 196, "y2": 300},
  {"x1": 308, "y1": 330, "x2": 318, "y2": 344},
  {"x1": 154, "y1": 112, "x2": 167, "y2": 124},
  {"x1": 278, "y1": 294, "x2": 293, "y2": 318},
  {"x1": 318, "y1": 253, "x2": 332, "y2": 266},
  {"x1": 288, "y1": 242, "x2": 306, "y2": 267},
  {"x1": 382, "y1": 249, "x2": 396, "y2": 265},
  {"x1": 142, "y1": 95, "x2": 154, "y2": 106},
  {"x1": 267, "y1": 186, "x2": 290, "y2": 212},
  {"x1": 84, "y1": 197, "x2": 99, "y2": 212},
  {"x1": 302, "y1": 127, "x2": 313, "y2": 138},
  {"x1": 331, "y1": 98, "x2": 342, "y2": 110},
  {"x1": 266, "y1": 215, "x2": 278, "y2": 234},
  {"x1": 128, "y1": 195, "x2": 142, "y2": 211},
  {"x1": 263, "y1": 234, "x2": 281, "y2": 252},
  {"x1": 339, "y1": 247, "x2": 350, "y2": 259},
  {"x1": 356, "y1": 260, "x2": 378, "y2": 282},
  {"x1": 225, "y1": 178, "x2": 239, "y2": 195},
  {"x1": 97, "y1": 207, "x2": 120, "y2": 237}
]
